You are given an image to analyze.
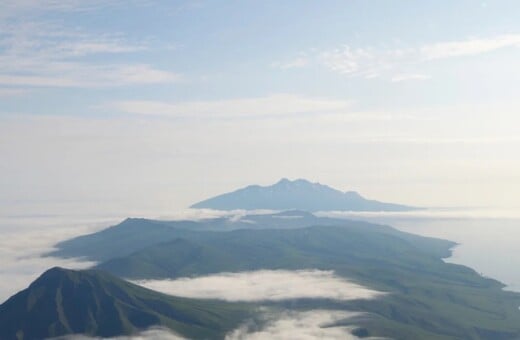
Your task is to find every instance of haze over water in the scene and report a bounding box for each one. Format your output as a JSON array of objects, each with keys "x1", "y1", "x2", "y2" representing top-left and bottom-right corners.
[{"x1": 324, "y1": 208, "x2": 520, "y2": 292}]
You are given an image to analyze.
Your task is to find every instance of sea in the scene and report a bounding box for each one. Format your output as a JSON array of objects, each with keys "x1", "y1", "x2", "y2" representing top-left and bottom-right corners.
[{"x1": 323, "y1": 208, "x2": 520, "y2": 292}]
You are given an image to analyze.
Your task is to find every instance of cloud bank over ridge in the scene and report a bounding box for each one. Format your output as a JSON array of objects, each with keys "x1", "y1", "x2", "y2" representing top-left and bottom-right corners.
[{"x1": 134, "y1": 269, "x2": 383, "y2": 302}]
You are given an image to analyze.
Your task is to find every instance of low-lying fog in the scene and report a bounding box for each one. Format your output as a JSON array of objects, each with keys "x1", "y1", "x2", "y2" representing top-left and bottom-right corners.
[
  {"x1": 0, "y1": 214, "x2": 108, "y2": 302},
  {"x1": 133, "y1": 269, "x2": 383, "y2": 302},
  {"x1": 0, "y1": 208, "x2": 236, "y2": 301},
  {"x1": 58, "y1": 310, "x2": 372, "y2": 340}
]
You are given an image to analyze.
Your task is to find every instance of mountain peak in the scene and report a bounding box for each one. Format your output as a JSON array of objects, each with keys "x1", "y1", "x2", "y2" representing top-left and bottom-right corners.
[
  {"x1": 40, "y1": 266, "x2": 66, "y2": 275},
  {"x1": 191, "y1": 178, "x2": 417, "y2": 212},
  {"x1": 274, "y1": 178, "x2": 315, "y2": 186},
  {"x1": 276, "y1": 177, "x2": 291, "y2": 184},
  {"x1": 0, "y1": 267, "x2": 250, "y2": 339},
  {"x1": 274, "y1": 178, "x2": 311, "y2": 188},
  {"x1": 32, "y1": 266, "x2": 77, "y2": 285}
]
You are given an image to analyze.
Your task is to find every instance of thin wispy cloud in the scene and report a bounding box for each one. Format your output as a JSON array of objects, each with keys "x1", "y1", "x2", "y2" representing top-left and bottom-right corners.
[
  {"x1": 287, "y1": 33, "x2": 520, "y2": 80},
  {"x1": 421, "y1": 34, "x2": 520, "y2": 60},
  {"x1": 391, "y1": 73, "x2": 431, "y2": 83},
  {"x1": 111, "y1": 94, "x2": 352, "y2": 118},
  {"x1": 0, "y1": 88, "x2": 29, "y2": 96},
  {"x1": 0, "y1": 7, "x2": 177, "y2": 88},
  {"x1": 0, "y1": 64, "x2": 177, "y2": 88},
  {"x1": 0, "y1": 0, "x2": 131, "y2": 16},
  {"x1": 347, "y1": 135, "x2": 520, "y2": 145},
  {"x1": 272, "y1": 57, "x2": 309, "y2": 70},
  {"x1": 319, "y1": 46, "x2": 384, "y2": 78}
]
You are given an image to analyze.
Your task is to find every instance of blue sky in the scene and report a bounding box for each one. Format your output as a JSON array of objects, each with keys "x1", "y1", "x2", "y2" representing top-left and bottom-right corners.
[{"x1": 1, "y1": 0, "x2": 520, "y2": 213}]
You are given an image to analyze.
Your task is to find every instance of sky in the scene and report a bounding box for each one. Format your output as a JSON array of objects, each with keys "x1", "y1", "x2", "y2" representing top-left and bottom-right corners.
[{"x1": 1, "y1": 0, "x2": 520, "y2": 215}]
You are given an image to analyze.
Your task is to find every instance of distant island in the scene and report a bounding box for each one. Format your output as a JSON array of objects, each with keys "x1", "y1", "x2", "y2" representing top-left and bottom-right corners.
[{"x1": 191, "y1": 178, "x2": 418, "y2": 211}]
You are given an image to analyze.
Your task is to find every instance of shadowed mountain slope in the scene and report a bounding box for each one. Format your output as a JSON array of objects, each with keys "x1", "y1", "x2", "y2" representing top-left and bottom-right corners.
[{"x1": 0, "y1": 267, "x2": 251, "y2": 340}]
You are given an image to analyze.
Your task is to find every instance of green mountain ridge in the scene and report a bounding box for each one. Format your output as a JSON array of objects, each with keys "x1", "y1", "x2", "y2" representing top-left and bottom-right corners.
[
  {"x1": 92, "y1": 224, "x2": 520, "y2": 338},
  {"x1": 48, "y1": 211, "x2": 444, "y2": 262},
  {"x1": 96, "y1": 225, "x2": 458, "y2": 281},
  {"x1": 46, "y1": 212, "x2": 520, "y2": 339}
]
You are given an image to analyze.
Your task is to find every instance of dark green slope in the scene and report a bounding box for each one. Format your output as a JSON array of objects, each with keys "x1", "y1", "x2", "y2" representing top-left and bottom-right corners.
[
  {"x1": 97, "y1": 238, "x2": 244, "y2": 279},
  {"x1": 97, "y1": 225, "x2": 458, "y2": 281},
  {"x1": 95, "y1": 226, "x2": 520, "y2": 339},
  {"x1": 0, "y1": 267, "x2": 251, "y2": 340},
  {"x1": 48, "y1": 218, "x2": 198, "y2": 262}
]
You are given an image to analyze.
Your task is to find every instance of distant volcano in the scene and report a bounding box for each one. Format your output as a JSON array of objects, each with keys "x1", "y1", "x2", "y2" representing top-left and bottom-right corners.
[{"x1": 191, "y1": 178, "x2": 418, "y2": 212}]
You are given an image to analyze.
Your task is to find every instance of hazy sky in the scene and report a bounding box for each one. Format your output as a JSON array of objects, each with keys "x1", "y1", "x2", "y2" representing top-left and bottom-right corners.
[{"x1": 1, "y1": 0, "x2": 520, "y2": 213}]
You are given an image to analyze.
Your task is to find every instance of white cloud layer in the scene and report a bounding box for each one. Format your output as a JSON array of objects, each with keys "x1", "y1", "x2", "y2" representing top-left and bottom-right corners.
[
  {"x1": 133, "y1": 270, "x2": 383, "y2": 302},
  {"x1": 53, "y1": 311, "x2": 373, "y2": 340},
  {"x1": 0, "y1": 209, "x2": 274, "y2": 303},
  {"x1": 0, "y1": 215, "x2": 114, "y2": 302},
  {"x1": 318, "y1": 207, "x2": 520, "y2": 220},
  {"x1": 226, "y1": 310, "x2": 368, "y2": 340},
  {"x1": 50, "y1": 327, "x2": 185, "y2": 340}
]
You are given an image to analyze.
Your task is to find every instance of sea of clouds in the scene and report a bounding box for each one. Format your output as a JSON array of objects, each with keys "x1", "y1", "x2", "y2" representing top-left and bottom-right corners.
[
  {"x1": 0, "y1": 208, "x2": 244, "y2": 301},
  {"x1": 1, "y1": 209, "x2": 385, "y2": 339},
  {"x1": 133, "y1": 269, "x2": 383, "y2": 302},
  {"x1": 5, "y1": 206, "x2": 516, "y2": 338},
  {"x1": 0, "y1": 214, "x2": 110, "y2": 302}
]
